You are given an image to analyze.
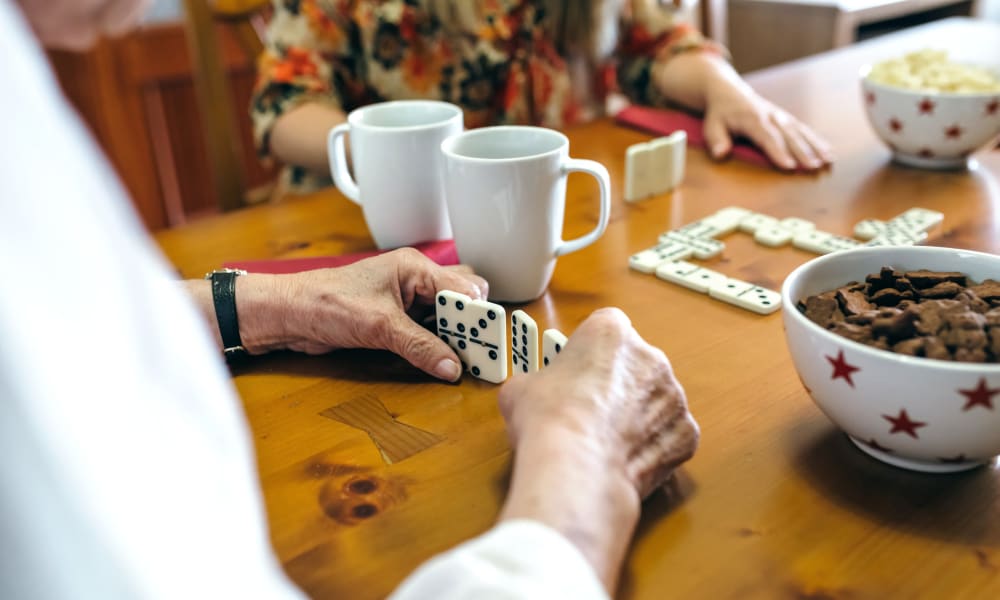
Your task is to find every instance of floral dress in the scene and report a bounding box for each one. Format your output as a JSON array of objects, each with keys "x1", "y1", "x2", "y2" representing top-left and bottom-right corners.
[{"x1": 251, "y1": 0, "x2": 719, "y2": 189}]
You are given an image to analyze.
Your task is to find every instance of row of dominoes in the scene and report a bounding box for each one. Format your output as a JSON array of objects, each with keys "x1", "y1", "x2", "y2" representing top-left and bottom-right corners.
[
  {"x1": 740, "y1": 207, "x2": 941, "y2": 252},
  {"x1": 436, "y1": 291, "x2": 569, "y2": 384},
  {"x1": 654, "y1": 260, "x2": 782, "y2": 314},
  {"x1": 624, "y1": 131, "x2": 686, "y2": 202},
  {"x1": 627, "y1": 206, "x2": 944, "y2": 315}
]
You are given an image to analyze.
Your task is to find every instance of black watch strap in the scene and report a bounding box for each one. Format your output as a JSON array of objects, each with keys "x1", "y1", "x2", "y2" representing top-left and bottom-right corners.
[{"x1": 205, "y1": 269, "x2": 247, "y2": 360}]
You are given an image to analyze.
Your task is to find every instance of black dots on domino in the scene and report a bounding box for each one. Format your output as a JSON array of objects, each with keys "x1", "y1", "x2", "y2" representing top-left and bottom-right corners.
[
  {"x1": 754, "y1": 288, "x2": 772, "y2": 306},
  {"x1": 437, "y1": 295, "x2": 446, "y2": 306},
  {"x1": 457, "y1": 323, "x2": 466, "y2": 333},
  {"x1": 489, "y1": 350, "x2": 497, "y2": 360},
  {"x1": 472, "y1": 366, "x2": 481, "y2": 376},
  {"x1": 458, "y1": 340, "x2": 466, "y2": 350},
  {"x1": 543, "y1": 357, "x2": 549, "y2": 366}
]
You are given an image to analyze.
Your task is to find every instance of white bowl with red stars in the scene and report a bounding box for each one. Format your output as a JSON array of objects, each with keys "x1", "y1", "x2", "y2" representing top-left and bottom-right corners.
[
  {"x1": 782, "y1": 246, "x2": 1000, "y2": 473},
  {"x1": 860, "y1": 66, "x2": 1000, "y2": 169}
]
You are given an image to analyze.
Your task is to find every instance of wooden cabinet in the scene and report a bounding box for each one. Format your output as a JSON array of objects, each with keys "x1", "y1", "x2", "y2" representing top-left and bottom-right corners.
[
  {"x1": 48, "y1": 21, "x2": 276, "y2": 231},
  {"x1": 728, "y1": 0, "x2": 982, "y2": 72}
]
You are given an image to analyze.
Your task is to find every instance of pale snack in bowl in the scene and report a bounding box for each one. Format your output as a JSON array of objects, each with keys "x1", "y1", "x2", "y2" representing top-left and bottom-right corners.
[
  {"x1": 860, "y1": 50, "x2": 1000, "y2": 170},
  {"x1": 782, "y1": 247, "x2": 1000, "y2": 474},
  {"x1": 867, "y1": 50, "x2": 1000, "y2": 94}
]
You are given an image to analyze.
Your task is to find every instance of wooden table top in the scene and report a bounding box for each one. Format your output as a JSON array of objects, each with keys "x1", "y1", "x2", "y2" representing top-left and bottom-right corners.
[{"x1": 155, "y1": 18, "x2": 1000, "y2": 600}]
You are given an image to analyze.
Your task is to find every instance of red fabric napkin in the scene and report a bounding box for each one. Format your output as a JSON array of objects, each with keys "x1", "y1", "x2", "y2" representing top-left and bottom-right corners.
[
  {"x1": 222, "y1": 239, "x2": 459, "y2": 274},
  {"x1": 615, "y1": 105, "x2": 773, "y2": 168}
]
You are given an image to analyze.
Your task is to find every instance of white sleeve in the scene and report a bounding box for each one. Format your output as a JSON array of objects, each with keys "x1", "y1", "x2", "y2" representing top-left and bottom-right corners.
[{"x1": 389, "y1": 520, "x2": 610, "y2": 600}]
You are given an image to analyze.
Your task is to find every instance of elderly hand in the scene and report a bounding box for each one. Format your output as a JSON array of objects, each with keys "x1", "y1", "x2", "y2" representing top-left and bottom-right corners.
[
  {"x1": 498, "y1": 307, "x2": 699, "y2": 500},
  {"x1": 232, "y1": 248, "x2": 488, "y2": 381}
]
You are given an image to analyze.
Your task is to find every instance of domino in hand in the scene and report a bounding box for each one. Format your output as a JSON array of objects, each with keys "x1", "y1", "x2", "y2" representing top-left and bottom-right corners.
[
  {"x1": 511, "y1": 310, "x2": 539, "y2": 374},
  {"x1": 436, "y1": 291, "x2": 508, "y2": 384},
  {"x1": 542, "y1": 329, "x2": 568, "y2": 367}
]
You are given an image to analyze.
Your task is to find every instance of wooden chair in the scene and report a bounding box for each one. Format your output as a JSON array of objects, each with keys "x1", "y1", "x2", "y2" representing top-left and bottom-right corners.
[{"x1": 181, "y1": 0, "x2": 272, "y2": 214}]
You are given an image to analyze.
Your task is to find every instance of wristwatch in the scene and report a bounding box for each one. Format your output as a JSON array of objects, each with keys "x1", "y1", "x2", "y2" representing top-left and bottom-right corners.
[{"x1": 204, "y1": 268, "x2": 248, "y2": 361}]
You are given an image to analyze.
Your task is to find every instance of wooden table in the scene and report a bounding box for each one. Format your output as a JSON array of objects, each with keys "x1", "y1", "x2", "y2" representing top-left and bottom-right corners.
[{"x1": 156, "y1": 18, "x2": 1000, "y2": 600}]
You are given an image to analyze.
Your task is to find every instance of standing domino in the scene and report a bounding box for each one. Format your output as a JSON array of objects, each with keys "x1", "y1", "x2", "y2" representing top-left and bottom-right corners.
[
  {"x1": 511, "y1": 310, "x2": 540, "y2": 374},
  {"x1": 542, "y1": 329, "x2": 569, "y2": 367},
  {"x1": 647, "y1": 131, "x2": 686, "y2": 195},
  {"x1": 436, "y1": 290, "x2": 508, "y2": 384},
  {"x1": 624, "y1": 142, "x2": 654, "y2": 202}
]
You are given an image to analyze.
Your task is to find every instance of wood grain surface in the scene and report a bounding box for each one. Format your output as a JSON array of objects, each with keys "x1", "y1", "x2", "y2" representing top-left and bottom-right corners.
[{"x1": 155, "y1": 18, "x2": 1000, "y2": 600}]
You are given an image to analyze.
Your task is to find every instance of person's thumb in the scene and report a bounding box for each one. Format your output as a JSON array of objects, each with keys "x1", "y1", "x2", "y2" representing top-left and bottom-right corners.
[{"x1": 383, "y1": 314, "x2": 463, "y2": 382}]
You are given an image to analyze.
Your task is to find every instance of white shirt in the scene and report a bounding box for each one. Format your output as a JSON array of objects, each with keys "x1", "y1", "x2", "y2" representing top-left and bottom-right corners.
[{"x1": 0, "y1": 3, "x2": 606, "y2": 599}]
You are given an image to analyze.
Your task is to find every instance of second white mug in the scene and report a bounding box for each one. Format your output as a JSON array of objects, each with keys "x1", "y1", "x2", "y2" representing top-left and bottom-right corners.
[
  {"x1": 328, "y1": 100, "x2": 462, "y2": 249},
  {"x1": 440, "y1": 126, "x2": 611, "y2": 303}
]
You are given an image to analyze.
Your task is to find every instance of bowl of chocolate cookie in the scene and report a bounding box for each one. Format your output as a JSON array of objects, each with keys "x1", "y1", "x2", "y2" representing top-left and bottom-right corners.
[{"x1": 782, "y1": 246, "x2": 1000, "y2": 473}]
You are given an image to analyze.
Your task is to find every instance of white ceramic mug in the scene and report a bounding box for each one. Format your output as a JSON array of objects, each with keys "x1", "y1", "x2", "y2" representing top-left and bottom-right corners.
[
  {"x1": 328, "y1": 100, "x2": 462, "y2": 249},
  {"x1": 440, "y1": 126, "x2": 611, "y2": 303}
]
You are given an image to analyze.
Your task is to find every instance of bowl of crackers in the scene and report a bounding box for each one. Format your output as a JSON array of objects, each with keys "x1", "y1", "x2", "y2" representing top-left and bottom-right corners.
[
  {"x1": 861, "y1": 50, "x2": 1000, "y2": 169},
  {"x1": 781, "y1": 246, "x2": 1000, "y2": 473}
]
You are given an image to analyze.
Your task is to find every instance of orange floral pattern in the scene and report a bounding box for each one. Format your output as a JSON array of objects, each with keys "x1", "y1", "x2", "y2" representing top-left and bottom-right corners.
[{"x1": 251, "y1": 0, "x2": 716, "y2": 188}]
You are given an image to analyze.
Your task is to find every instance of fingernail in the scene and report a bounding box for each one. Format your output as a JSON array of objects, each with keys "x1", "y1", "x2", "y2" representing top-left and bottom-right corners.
[
  {"x1": 711, "y1": 143, "x2": 726, "y2": 157},
  {"x1": 435, "y1": 358, "x2": 461, "y2": 382}
]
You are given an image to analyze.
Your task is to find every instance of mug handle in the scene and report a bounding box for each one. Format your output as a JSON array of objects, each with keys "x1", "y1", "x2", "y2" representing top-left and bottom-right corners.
[
  {"x1": 554, "y1": 158, "x2": 611, "y2": 257},
  {"x1": 327, "y1": 123, "x2": 361, "y2": 205}
]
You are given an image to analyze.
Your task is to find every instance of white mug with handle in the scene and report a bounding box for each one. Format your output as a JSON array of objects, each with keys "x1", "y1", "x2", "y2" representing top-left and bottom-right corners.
[
  {"x1": 440, "y1": 126, "x2": 611, "y2": 303},
  {"x1": 328, "y1": 100, "x2": 462, "y2": 249}
]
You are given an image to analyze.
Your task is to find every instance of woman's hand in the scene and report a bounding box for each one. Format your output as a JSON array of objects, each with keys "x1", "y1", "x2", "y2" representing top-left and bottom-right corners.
[{"x1": 654, "y1": 50, "x2": 833, "y2": 171}]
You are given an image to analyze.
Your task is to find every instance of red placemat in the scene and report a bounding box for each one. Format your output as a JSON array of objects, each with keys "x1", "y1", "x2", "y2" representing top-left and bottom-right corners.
[
  {"x1": 615, "y1": 105, "x2": 773, "y2": 168},
  {"x1": 222, "y1": 239, "x2": 459, "y2": 274}
]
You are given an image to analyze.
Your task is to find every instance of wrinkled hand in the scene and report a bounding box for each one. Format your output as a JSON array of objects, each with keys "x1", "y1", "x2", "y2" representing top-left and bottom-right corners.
[
  {"x1": 497, "y1": 308, "x2": 699, "y2": 499},
  {"x1": 243, "y1": 248, "x2": 487, "y2": 381},
  {"x1": 703, "y1": 76, "x2": 833, "y2": 171}
]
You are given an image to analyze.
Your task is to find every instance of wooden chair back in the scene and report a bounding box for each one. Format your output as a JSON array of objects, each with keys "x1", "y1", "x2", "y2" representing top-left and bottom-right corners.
[{"x1": 181, "y1": 0, "x2": 270, "y2": 213}]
